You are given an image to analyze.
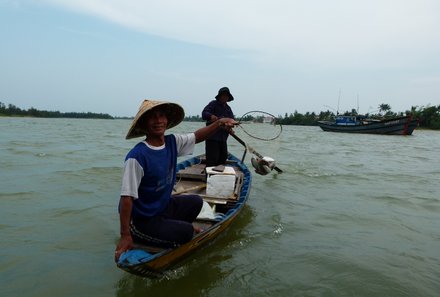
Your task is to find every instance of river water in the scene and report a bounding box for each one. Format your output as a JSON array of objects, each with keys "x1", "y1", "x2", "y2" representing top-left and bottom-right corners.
[{"x1": 1, "y1": 117, "x2": 439, "y2": 297}]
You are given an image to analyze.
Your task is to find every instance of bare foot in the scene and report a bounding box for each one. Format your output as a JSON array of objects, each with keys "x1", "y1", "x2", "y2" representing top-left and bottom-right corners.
[{"x1": 193, "y1": 226, "x2": 203, "y2": 234}]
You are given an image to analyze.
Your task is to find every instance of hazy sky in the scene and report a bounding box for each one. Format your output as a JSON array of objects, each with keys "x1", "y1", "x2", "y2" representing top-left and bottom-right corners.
[{"x1": 1, "y1": 0, "x2": 439, "y2": 117}]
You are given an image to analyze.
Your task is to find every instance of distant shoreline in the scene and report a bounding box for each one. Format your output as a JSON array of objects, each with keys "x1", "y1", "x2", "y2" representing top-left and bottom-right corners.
[
  {"x1": 0, "y1": 114, "x2": 133, "y2": 120},
  {"x1": 1, "y1": 101, "x2": 439, "y2": 129}
]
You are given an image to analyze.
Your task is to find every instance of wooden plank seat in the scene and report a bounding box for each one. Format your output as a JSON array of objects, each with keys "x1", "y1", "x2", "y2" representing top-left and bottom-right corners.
[{"x1": 176, "y1": 163, "x2": 206, "y2": 181}]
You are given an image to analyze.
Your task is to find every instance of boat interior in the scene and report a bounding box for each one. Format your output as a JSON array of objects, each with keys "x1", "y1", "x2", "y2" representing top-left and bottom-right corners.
[{"x1": 173, "y1": 156, "x2": 244, "y2": 229}]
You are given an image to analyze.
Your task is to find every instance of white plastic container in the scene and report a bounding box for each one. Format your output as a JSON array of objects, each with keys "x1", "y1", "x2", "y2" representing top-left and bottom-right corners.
[{"x1": 206, "y1": 166, "x2": 236, "y2": 198}]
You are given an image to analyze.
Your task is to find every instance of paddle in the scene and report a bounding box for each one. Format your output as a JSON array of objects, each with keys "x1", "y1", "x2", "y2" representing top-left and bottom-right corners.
[{"x1": 230, "y1": 133, "x2": 283, "y2": 174}]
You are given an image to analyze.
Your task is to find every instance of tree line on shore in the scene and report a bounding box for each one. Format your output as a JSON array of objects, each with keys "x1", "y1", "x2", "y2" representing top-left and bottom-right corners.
[
  {"x1": 185, "y1": 103, "x2": 440, "y2": 130},
  {"x1": 2, "y1": 101, "x2": 439, "y2": 129},
  {"x1": 275, "y1": 103, "x2": 440, "y2": 129},
  {"x1": 0, "y1": 102, "x2": 114, "y2": 119}
]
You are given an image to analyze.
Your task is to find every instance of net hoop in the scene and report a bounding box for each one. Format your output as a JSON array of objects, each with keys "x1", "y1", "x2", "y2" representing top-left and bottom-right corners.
[{"x1": 237, "y1": 110, "x2": 283, "y2": 141}]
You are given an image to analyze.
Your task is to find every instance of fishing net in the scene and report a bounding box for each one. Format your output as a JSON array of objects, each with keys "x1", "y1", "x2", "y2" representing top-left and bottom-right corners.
[{"x1": 236, "y1": 110, "x2": 283, "y2": 141}]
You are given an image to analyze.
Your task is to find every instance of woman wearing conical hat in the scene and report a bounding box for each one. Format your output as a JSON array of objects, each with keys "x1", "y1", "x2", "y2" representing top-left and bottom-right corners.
[{"x1": 115, "y1": 100, "x2": 236, "y2": 261}]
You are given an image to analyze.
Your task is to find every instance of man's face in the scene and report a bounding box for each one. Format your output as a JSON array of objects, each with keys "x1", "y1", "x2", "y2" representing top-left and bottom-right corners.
[
  {"x1": 145, "y1": 109, "x2": 168, "y2": 137},
  {"x1": 218, "y1": 93, "x2": 229, "y2": 103}
]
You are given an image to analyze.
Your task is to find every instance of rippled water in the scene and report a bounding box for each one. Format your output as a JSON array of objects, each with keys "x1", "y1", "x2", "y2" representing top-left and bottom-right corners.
[{"x1": 1, "y1": 117, "x2": 439, "y2": 297}]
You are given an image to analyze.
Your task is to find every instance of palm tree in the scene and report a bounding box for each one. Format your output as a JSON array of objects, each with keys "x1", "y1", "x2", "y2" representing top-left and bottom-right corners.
[{"x1": 378, "y1": 103, "x2": 391, "y2": 114}]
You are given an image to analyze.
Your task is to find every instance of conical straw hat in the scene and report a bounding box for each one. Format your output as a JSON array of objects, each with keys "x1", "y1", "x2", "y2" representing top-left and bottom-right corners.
[{"x1": 125, "y1": 100, "x2": 185, "y2": 139}]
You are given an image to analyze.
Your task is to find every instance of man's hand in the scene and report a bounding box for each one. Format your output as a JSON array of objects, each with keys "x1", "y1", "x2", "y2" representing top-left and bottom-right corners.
[
  {"x1": 114, "y1": 234, "x2": 133, "y2": 262},
  {"x1": 218, "y1": 118, "x2": 238, "y2": 129}
]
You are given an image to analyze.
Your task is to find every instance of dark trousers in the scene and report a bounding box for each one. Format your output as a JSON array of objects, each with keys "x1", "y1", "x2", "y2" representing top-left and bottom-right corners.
[
  {"x1": 131, "y1": 195, "x2": 203, "y2": 248},
  {"x1": 205, "y1": 139, "x2": 228, "y2": 167}
]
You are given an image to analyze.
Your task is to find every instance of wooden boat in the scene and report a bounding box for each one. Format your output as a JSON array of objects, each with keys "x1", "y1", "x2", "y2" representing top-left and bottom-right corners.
[
  {"x1": 116, "y1": 152, "x2": 252, "y2": 277},
  {"x1": 317, "y1": 115, "x2": 418, "y2": 135}
]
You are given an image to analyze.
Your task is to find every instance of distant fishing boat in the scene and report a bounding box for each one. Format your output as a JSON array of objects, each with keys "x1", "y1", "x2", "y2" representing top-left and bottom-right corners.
[{"x1": 317, "y1": 115, "x2": 419, "y2": 135}]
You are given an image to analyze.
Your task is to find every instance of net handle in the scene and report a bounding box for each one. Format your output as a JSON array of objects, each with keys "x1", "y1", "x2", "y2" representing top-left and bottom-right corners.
[{"x1": 230, "y1": 133, "x2": 283, "y2": 173}]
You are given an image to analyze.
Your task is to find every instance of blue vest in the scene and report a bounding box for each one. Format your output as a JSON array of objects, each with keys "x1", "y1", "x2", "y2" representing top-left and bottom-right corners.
[{"x1": 125, "y1": 135, "x2": 177, "y2": 218}]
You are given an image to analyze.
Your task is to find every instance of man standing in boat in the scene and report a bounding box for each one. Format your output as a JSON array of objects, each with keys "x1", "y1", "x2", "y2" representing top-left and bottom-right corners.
[
  {"x1": 115, "y1": 100, "x2": 236, "y2": 262},
  {"x1": 202, "y1": 87, "x2": 235, "y2": 166}
]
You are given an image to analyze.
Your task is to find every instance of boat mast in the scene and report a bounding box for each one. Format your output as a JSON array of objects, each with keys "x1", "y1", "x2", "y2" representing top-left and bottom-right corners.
[
  {"x1": 357, "y1": 94, "x2": 359, "y2": 114},
  {"x1": 337, "y1": 88, "x2": 341, "y2": 115}
]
